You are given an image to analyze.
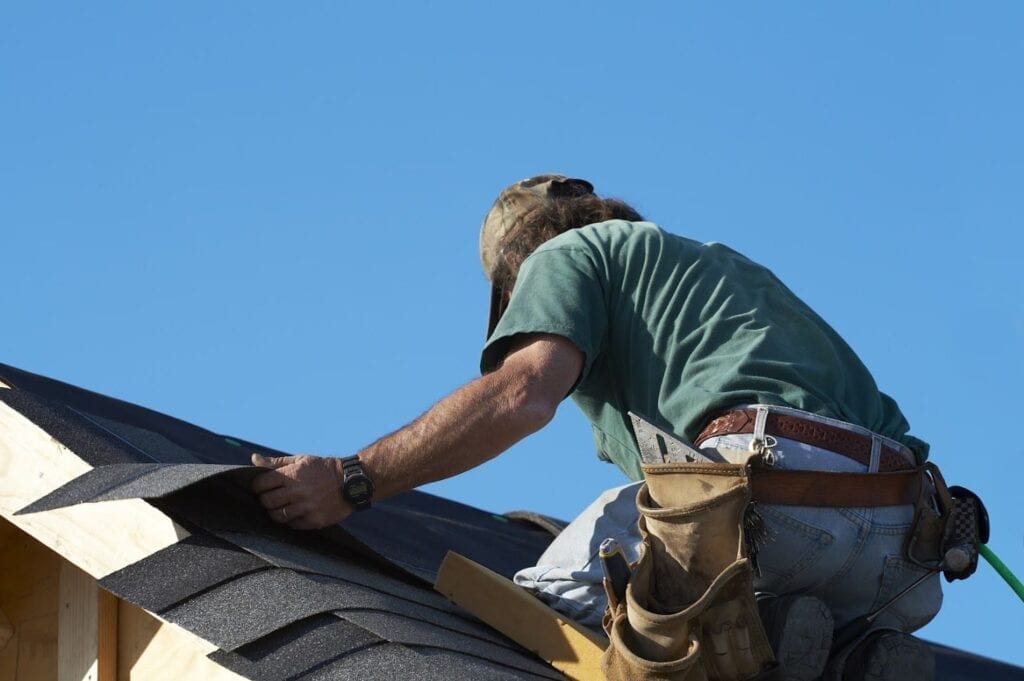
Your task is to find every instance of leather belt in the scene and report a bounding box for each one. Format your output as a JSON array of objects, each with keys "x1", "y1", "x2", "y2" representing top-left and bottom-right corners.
[
  {"x1": 749, "y1": 468, "x2": 921, "y2": 507},
  {"x1": 697, "y1": 409, "x2": 915, "y2": 473}
]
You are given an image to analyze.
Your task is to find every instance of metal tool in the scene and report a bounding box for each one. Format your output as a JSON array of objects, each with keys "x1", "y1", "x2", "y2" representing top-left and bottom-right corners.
[
  {"x1": 629, "y1": 412, "x2": 725, "y2": 465},
  {"x1": 599, "y1": 537, "x2": 632, "y2": 605},
  {"x1": 832, "y1": 569, "x2": 937, "y2": 652}
]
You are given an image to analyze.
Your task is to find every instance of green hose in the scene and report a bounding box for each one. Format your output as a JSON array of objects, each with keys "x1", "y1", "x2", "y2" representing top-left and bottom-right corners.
[{"x1": 979, "y1": 544, "x2": 1024, "y2": 604}]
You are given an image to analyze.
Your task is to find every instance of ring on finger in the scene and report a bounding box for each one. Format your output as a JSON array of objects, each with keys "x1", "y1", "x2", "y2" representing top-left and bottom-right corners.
[{"x1": 282, "y1": 507, "x2": 289, "y2": 520}]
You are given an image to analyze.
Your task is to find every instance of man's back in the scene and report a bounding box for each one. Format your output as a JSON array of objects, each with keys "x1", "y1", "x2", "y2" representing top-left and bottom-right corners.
[{"x1": 483, "y1": 220, "x2": 926, "y2": 479}]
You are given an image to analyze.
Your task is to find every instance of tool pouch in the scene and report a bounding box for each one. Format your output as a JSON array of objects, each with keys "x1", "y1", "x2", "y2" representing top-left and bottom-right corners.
[
  {"x1": 941, "y1": 485, "x2": 990, "y2": 581},
  {"x1": 904, "y1": 463, "x2": 990, "y2": 581},
  {"x1": 601, "y1": 463, "x2": 777, "y2": 681}
]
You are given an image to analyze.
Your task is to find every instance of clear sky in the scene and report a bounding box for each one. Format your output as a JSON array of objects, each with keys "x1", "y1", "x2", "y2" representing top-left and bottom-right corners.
[{"x1": 3, "y1": 2, "x2": 1022, "y2": 668}]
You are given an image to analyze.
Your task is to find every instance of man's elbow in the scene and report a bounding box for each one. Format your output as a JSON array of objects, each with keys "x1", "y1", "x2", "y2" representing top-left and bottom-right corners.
[
  {"x1": 496, "y1": 368, "x2": 561, "y2": 436},
  {"x1": 496, "y1": 333, "x2": 582, "y2": 436},
  {"x1": 516, "y1": 389, "x2": 560, "y2": 434}
]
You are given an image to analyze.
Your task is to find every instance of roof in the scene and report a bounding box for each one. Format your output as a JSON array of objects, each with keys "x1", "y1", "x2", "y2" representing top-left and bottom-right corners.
[{"x1": 1, "y1": 361, "x2": 1022, "y2": 680}]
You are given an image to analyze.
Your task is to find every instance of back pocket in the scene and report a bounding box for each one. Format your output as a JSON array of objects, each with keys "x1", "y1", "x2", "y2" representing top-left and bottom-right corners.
[
  {"x1": 753, "y1": 504, "x2": 835, "y2": 592},
  {"x1": 870, "y1": 555, "x2": 943, "y2": 632}
]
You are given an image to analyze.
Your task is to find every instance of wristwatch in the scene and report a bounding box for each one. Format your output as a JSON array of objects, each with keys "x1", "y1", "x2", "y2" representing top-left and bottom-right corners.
[{"x1": 340, "y1": 455, "x2": 375, "y2": 511}]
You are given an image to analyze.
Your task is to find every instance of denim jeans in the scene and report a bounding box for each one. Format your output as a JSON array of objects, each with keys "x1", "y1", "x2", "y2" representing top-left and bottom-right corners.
[{"x1": 514, "y1": 405, "x2": 942, "y2": 634}]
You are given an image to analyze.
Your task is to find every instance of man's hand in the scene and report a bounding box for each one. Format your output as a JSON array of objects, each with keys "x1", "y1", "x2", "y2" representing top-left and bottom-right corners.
[{"x1": 250, "y1": 453, "x2": 351, "y2": 529}]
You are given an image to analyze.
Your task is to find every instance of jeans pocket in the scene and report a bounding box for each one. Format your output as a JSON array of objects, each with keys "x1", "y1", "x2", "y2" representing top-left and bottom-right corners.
[
  {"x1": 753, "y1": 504, "x2": 835, "y2": 593},
  {"x1": 870, "y1": 555, "x2": 943, "y2": 633}
]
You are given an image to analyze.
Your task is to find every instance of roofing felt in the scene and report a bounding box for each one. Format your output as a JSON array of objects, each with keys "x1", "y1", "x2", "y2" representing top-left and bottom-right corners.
[{"x1": 2, "y1": 361, "x2": 1023, "y2": 681}]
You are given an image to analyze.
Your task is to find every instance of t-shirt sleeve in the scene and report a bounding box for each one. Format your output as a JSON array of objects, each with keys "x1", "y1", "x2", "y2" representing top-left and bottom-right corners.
[{"x1": 479, "y1": 245, "x2": 609, "y2": 385}]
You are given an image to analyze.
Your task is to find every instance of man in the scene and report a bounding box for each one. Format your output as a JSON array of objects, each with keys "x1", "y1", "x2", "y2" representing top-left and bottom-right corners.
[{"x1": 251, "y1": 175, "x2": 940, "y2": 680}]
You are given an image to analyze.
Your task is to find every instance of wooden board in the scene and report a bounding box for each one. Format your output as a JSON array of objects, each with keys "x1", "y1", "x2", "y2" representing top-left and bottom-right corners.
[
  {"x1": 0, "y1": 519, "x2": 244, "y2": 681},
  {"x1": 0, "y1": 517, "x2": 60, "y2": 681},
  {"x1": 0, "y1": 607, "x2": 11, "y2": 652},
  {"x1": 98, "y1": 591, "x2": 117, "y2": 681},
  {"x1": 434, "y1": 551, "x2": 607, "y2": 681},
  {"x1": 0, "y1": 397, "x2": 189, "y2": 579},
  {"x1": 117, "y1": 603, "x2": 244, "y2": 681},
  {"x1": 58, "y1": 560, "x2": 119, "y2": 681}
]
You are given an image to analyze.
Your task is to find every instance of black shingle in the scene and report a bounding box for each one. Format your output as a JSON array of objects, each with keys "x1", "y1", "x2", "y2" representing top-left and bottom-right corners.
[
  {"x1": 208, "y1": 614, "x2": 383, "y2": 681},
  {"x1": 100, "y1": 533, "x2": 271, "y2": 612}
]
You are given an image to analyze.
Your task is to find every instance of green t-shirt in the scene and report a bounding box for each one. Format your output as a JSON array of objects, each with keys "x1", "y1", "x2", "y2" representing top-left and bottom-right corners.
[{"x1": 481, "y1": 220, "x2": 928, "y2": 481}]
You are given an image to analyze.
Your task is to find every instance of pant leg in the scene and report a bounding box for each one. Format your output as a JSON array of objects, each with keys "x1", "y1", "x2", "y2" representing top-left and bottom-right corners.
[{"x1": 513, "y1": 481, "x2": 644, "y2": 629}]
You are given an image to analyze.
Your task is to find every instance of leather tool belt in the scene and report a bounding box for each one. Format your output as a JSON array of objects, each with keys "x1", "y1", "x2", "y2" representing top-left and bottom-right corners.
[
  {"x1": 748, "y1": 468, "x2": 920, "y2": 507},
  {"x1": 697, "y1": 409, "x2": 915, "y2": 473},
  {"x1": 695, "y1": 408, "x2": 922, "y2": 508}
]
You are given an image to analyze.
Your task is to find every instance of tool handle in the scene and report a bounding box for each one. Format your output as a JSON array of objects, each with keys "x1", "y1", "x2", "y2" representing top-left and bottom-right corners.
[{"x1": 600, "y1": 538, "x2": 632, "y2": 605}]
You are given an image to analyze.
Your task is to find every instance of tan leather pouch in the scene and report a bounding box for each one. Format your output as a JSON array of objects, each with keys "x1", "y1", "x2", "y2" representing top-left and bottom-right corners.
[{"x1": 601, "y1": 462, "x2": 776, "y2": 681}]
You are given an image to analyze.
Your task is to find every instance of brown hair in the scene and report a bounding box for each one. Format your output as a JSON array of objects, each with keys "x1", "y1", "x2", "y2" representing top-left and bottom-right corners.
[{"x1": 490, "y1": 193, "x2": 643, "y2": 302}]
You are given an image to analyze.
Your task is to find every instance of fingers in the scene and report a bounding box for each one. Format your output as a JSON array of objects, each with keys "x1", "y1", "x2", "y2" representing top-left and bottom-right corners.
[
  {"x1": 272, "y1": 505, "x2": 308, "y2": 526},
  {"x1": 251, "y1": 453, "x2": 304, "y2": 495},
  {"x1": 251, "y1": 468, "x2": 288, "y2": 494},
  {"x1": 255, "y1": 486, "x2": 291, "y2": 511},
  {"x1": 248, "y1": 454, "x2": 350, "y2": 530},
  {"x1": 268, "y1": 503, "x2": 339, "y2": 530},
  {"x1": 252, "y1": 452, "x2": 293, "y2": 469}
]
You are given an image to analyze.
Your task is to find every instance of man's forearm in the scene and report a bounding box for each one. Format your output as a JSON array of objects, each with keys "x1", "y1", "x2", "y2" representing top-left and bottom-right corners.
[
  {"x1": 357, "y1": 357, "x2": 557, "y2": 500},
  {"x1": 250, "y1": 333, "x2": 584, "y2": 529}
]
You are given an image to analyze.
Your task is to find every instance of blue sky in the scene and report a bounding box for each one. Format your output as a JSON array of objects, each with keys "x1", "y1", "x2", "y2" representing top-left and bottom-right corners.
[{"x1": 3, "y1": 2, "x2": 1022, "y2": 667}]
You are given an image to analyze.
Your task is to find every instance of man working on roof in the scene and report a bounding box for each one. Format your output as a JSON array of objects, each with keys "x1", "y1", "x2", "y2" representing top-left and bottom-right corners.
[{"x1": 252, "y1": 175, "x2": 953, "y2": 680}]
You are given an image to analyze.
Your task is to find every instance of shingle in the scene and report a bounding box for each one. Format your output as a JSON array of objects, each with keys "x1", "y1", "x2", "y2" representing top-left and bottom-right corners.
[
  {"x1": 338, "y1": 610, "x2": 564, "y2": 680},
  {"x1": 343, "y1": 492, "x2": 555, "y2": 582},
  {"x1": 99, "y1": 534, "x2": 270, "y2": 612},
  {"x1": 162, "y1": 569, "x2": 352, "y2": 651},
  {"x1": 330, "y1": 592, "x2": 515, "y2": 649},
  {"x1": 296, "y1": 643, "x2": 456, "y2": 679},
  {"x1": 216, "y1": 531, "x2": 462, "y2": 615},
  {"x1": 208, "y1": 614, "x2": 382, "y2": 681},
  {"x1": 0, "y1": 388, "x2": 143, "y2": 466},
  {"x1": 80, "y1": 411, "x2": 204, "y2": 463},
  {"x1": 412, "y1": 648, "x2": 563, "y2": 681},
  {"x1": 16, "y1": 462, "x2": 260, "y2": 514},
  {"x1": 0, "y1": 362, "x2": 286, "y2": 465}
]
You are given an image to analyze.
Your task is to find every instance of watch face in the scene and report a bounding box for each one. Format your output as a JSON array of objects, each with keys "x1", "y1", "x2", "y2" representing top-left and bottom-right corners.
[
  {"x1": 347, "y1": 479, "x2": 371, "y2": 499},
  {"x1": 343, "y1": 473, "x2": 374, "y2": 506}
]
